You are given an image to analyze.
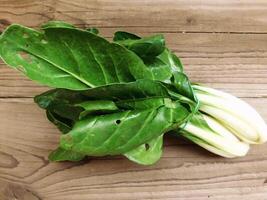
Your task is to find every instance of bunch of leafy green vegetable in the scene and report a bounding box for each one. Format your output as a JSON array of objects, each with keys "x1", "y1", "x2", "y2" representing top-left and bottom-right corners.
[{"x1": 0, "y1": 21, "x2": 266, "y2": 165}]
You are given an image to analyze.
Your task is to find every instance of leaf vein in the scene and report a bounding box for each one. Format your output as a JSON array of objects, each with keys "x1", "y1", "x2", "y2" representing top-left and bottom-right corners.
[
  {"x1": 86, "y1": 42, "x2": 108, "y2": 84},
  {"x1": 115, "y1": 109, "x2": 158, "y2": 152}
]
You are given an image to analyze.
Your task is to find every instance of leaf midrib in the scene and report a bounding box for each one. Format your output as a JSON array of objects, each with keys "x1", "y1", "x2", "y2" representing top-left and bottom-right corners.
[{"x1": 21, "y1": 48, "x2": 95, "y2": 88}]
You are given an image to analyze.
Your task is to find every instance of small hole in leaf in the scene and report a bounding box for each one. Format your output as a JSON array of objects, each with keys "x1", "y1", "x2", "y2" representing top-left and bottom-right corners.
[
  {"x1": 41, "y1": 39, "x2": 48, "y2": 44},
  {"x1": 19, "y1": 51, "x2": 32, "y2": 63},
  {"x1": 115, "y1": 120, "x2": 121, "y2": 125},
  {"x1": 23, "y1": 33, "x2": 29, "y2": 38},
  {"x1": 145, "y1": 143, "x2": 150, "y2": 151}
]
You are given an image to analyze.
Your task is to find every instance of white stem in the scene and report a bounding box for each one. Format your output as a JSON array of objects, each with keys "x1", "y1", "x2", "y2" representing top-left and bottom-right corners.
[
  {"x1": 200, "y1": 104, "x2": 258, "y2": 143},
  {"x1": 202, "y1": 114, "x2": 239, "y2": 142},
  {"x1": 194, "y1": 85, "x2": 267, "y2": 144},
  {"x1": 183, "y1": 122, "x2": 250, "y2": 157}
]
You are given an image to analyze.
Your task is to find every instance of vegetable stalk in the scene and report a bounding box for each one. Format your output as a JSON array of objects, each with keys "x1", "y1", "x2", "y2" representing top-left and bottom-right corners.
[
  {"x1": 180, "y1": 112, "x2": 250, "y2": 158},
  {"x1": 193, "y1": 85, "x2": 267, "y2": 144}
]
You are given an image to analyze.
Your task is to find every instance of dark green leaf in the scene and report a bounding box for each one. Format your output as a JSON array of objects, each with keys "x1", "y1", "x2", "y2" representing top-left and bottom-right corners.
[
  {"x1": 0, "y1": 24, "x2": 153, "y2": 89},
  {"x1": 171, "y1": 71, "x2": 198, "y2": 104},
  {"x1": 35, "y1": 80, "x2": 194, "y2": 157},
  {"x1": 35, "y1": 79, "x2": 198, "y2": 124},
  {"x1": 114, "y1": 32, "x2": 165, "y2": 58},
  {"x1": 60, "y1": 99, "x2": 189, "y2": 156},
  {"x1": 113, "y1": 31, "x2": 140, "y2": 41},
  {"x1": 113, "y1": 32, "x2": 184, "y2": 83},
  {"x1": 158, "y1": 49, "x2": 183, "y2": 72},
  {"x1": 86, "y1": 27, "x2": 99, "y2": 35},
  {"x1": 46, "y1": 110, "x2": 73, "y2": 134},
  {"x1": 34, "y1": 78, "x2": 197, "y2": 116},
  {"x1": 79, "y1": 79, "x2": 173, "y2": 100},
  {"x1": 142, "y1": 56, "x2": 173, "y2": 82},
  {"x1": 77, "y1": 100, "x2": 119, "y2": 119},
  {"x1": 35, "y1": 79, "x2": 174, "y2": 106},
  {"x1": 0, "y1": 23, "x2": 200, "y2": 164},
  {"x1": 34, "y1": 89, "x2": 84, "y2": 121},
  {"x1": 34, "y1": 88, "x2": 87, "y2": 109}
]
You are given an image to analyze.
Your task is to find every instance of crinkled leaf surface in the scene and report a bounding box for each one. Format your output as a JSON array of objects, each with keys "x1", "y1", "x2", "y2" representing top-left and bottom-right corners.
[
  {"x1": 114, "y1": 33, "x2": 165, "y2": 58},
  {"x1": 35, "y1": 79, "x2": 197, "y2": 122},
  {"x1": 60, "y1": 98, "x2": 188, "y2": 156},
  {"x1": 114, "y1": 31, "x2": 184, "y2": 83},
  {"x1": 35, "y1": 80, "x2": 194, "y2": 157}
]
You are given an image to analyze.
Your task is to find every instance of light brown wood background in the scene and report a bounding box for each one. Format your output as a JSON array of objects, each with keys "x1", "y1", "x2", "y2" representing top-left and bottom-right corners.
[{"x1": 1, "y1": 0, "x2": 267, "y2": 199}]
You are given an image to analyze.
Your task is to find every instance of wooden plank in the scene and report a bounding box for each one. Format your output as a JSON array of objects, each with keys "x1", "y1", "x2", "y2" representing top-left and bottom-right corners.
[
  {"x1": 1, "y1": 0, "x2": 267, "y2": 33},
  {"x1": 0, "y1": 65, "x2": 49, "y2": 98},
  {"x1": 53, "y1": 0, "x2": 267, "y2": 33},
  {"x1": 0, "y1": 0, "x2": 53, "y2": 31},
  {"x1": 1, "y1": 32, "x2": 267, "y2": 98},
  {"x1": 0, "y1": 99, "x2": 267, "y2": 200},
  {"x1": 1, "y1": 0, "x2": 267, "y2": 199}
]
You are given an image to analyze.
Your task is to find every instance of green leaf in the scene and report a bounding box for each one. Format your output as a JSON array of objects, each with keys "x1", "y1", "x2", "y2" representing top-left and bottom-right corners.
[
  {"x1": 171, "y1": 71, "x2": 198, "y2": 103},
  {"x1": 142, "y1": 56, "x2": 173, "y2": 82},
  {"x1": 41, "y1": 21, "x2": 99, "y2": 35},
  {"x1": 46, "y1": 110, "x2": 73, "y2": 134},
  {"x1": 34, "y1": 79, "x2": 197, "y2": 119},
  {"x1": 136, "y1": 49, "x2": 184, "y2": 83},
  {"x1": 42, "y1": 21, "x2": 99, "y2": 35},
  {"x1": 48, "y1": 147, "x2": 85, "y2": 161},
  {"x1": 35, "y1": 90, "x2": 120, "y2": 130},
  {"x1": 86, "y1": 27, "x2": 99, "y2": 35},
  {"x1": 124, "y1": 135, "x2": 163, "y2": 165},
  {"x1": 76, "y1": 100, "x2": 119, "y2": 119},
  {"x1": 41, "y1": 21, "x2": 76, "y2": 29},
  {"x1": 0, "y1": 23, "x2": 200, "y2": 164},
  {"x1": 34, "y1": 89, "x2": 85, "y2": 124},
  {"x1": 0, "y1": 24, "x2": 153, "y2": 89},
  {"x1": 113, "y1": 31, "x2": 141, "y2": 41},
  {"x1": 158, "y1": 49, "x2": 183, "y2": 72},
  {"x1": 35, "y1": 78, "x2": 198, "y2": 122},
  {"x1": 113, "y1": 32, "x2": 184, "y2": 83},
  {"x1": 47, "y1": 103, "x2": 165, "y2": 164},
  {"x1": 114, "y1": 32, "x2": 165, "y2": 58},
  {"x1": 60, "y1": 98, "x2": 188, "y2": 156},
  {"x1": 34, "y1": 88, "x2": 87, "y2": 110},
  {"x1": 35, "y1": 80, "x2": 193, "y2": 157},
  {"x1": 34, "y1": 79, "x2": 175, "y2": 108}
]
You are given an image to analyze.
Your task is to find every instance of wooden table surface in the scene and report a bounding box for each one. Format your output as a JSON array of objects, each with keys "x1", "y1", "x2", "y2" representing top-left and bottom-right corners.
[{"x1": 1, "y1": 0, "x2": 267, "y2": 199}]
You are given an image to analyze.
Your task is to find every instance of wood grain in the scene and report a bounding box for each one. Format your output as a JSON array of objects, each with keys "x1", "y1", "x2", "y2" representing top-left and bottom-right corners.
[
  {"x1": 1, "y1": 99, "x2": 267, "y2": 200},
  {"x1": 1, "y1": 0, "x2": 267, "y2": 199},
  {"x1": 2, "y1": 0, "x2": 267, "y2": 33}
]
